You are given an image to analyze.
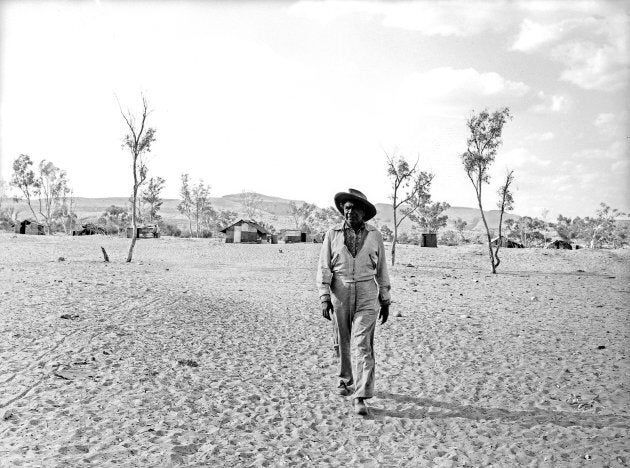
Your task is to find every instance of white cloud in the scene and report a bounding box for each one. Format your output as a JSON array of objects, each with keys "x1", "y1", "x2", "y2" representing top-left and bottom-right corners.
[
  {"x1": 611, "y1": 159, "x2": 629, "y2": 172},
  {"x1": 594, "y1": 112, "x2": 615, "y2": 128},
  {"x1": 380, "y1": 1, "x2": 510, "y2": 36},
  {"x1": 552, "y1": 39, "x2": 629, "y2": 91},
  {"x1": 290, "y1": 0, "x2": 512, "y2": 36},
  {"x1": 530, "y1": 92, "x2": 571, "y2": 113},
  {"x1": 593, "y1": 112, "x2": 624, "y2": 138},
  {"x1": 511, "y1": 11, "x2": 629, "y2": 91},
  {"x1": 500, "y1": 147, "x2": 552, "y2": 169},
  {"x1": 511, "y1": 18, "x2": 570, "y2": 52},
  {"x1": 573, "y1": 141, "x2": 627, "y2": 162},
  {"x1": 400, "y1": 67, "x2": 529, "y2": 103},
  {"x1": 526, "y1": 131, "x2": 555, "y2": 141}
]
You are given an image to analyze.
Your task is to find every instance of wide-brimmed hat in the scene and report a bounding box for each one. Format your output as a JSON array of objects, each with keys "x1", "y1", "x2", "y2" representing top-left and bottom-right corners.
[{"x1": 334, "y1": 188, "x2": 377, "y2": 221}]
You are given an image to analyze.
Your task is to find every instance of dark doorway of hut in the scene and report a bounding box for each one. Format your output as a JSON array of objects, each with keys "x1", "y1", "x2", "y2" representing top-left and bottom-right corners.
[{"x1": 420, "y1": 233, "x2": 437, "y2": 247}]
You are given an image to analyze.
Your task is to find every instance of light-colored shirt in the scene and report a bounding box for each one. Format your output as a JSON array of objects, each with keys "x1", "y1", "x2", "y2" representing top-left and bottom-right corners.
[{"x1": 317, "y1": 222, "x2": 391, "y2": 306}]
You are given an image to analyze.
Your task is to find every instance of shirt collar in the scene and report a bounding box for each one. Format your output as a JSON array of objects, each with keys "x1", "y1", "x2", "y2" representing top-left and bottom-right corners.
[
  {"x1": 336, "y1": 220, "x2": 375, "y2": 232},
  {"x1": 345, "y1": 219, "x2": 365, "y2": 230}
]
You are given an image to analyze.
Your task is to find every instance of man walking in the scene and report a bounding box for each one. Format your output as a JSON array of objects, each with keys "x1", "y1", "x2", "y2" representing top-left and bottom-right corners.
[{"x1": 317, "y1": 189, "x2": 391, "y2": 415}]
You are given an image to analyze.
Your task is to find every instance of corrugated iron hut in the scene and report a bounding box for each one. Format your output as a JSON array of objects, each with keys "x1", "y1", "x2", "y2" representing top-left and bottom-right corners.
[
  {"x1": 420, "y1": 233, "x2": 438, "y2": 247},
  {"x1": 126, "y1": 225, "x2": 160, "y2": 239},
  {"x1": 15, "y1": 220, "x2": 45, "y2": 235},
  {"x1": 73, "y1": 223, "x2": 106, "y2": 236},
  {"x1": 220, "y1": 219, "x2": 269, "y2": 243},
  {"x1": 491, "y1": 236, "x2": 524, "y2": 248},
  {"x1": 283, "y1": 229, "x2": 306, "y2": 243},
  {"x1": 546, "y1": 239, "x2": 572, "y2": 250}
]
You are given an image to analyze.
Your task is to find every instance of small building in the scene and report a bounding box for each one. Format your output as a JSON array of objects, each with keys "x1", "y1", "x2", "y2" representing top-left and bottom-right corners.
[
  {"x1": 491, "y1": 236, "x2": 524, "y2": 248},
  {"x1": 546, "y1": 239, "x2": 572, "y2": 250},
  {"x1": 220, "y1": 219, "x2": 269, "y2": 243},
  {"x1": 283, "y1": 229, "x2": 307, "y2": 243},
  {"x1": 420, "y1": 233, "x2": 438, "y2": 248},
  {"x1": 126, "y1": 224, "x2": 160, "y2": 239},
  {"x1": 73, "y1": 223, "x2": 106, "y2": 236},
  {"x1": 15, "y1": 220, "x2": 45, "y2": 235}
]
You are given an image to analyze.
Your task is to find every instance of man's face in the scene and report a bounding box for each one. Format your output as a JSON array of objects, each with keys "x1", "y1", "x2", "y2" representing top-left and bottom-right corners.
[{"x1": 343, "y1": 201, "x2": 365, "y2": 224}]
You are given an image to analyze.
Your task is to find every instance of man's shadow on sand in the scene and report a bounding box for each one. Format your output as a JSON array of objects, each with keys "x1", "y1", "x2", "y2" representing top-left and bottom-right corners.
[{"x1": 368, "y1": 392, "x2": 630, "y2": 429}]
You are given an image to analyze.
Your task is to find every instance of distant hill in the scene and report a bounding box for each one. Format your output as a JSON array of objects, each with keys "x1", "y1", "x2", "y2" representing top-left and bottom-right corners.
[
  {"x1": 374, "y1": 203, "x2": 521, "y2": 232},
  {"x1": 9, "y1": 194, "x2": 521, "y2": 233}
]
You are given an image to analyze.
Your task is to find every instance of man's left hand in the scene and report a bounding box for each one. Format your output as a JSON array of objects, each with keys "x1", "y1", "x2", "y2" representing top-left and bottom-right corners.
[{"x1": 379, "y1": 304, "x2": 389, "y2": 325}]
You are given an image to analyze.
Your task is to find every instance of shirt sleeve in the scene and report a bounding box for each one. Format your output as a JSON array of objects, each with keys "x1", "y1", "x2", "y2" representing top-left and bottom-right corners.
[
  {"x1": 316, "y1": 229, "x2": 333, "y2": 301},
  {"x1": 375, "y1": 231, "x2": 391, "y2": 305}
]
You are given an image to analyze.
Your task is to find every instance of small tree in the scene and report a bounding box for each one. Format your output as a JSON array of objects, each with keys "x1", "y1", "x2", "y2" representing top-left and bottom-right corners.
[
  {"x1": 239, "y1": 191, "x2": 263, "y2": 219},
  {"x1": 141, "y1": 176, "x2": 165, "y2": 223},
  {"x1": 412, "y1": 201, "x2": 451, "y2": 234},
  {"x1": 385, "y1": 151, "x2": 419, "y2": 265},
  {"x1": 380, "y1": 224, "x2": 393, "y2": 242},
  {"x1": 36, "y1": 160, "x2": 70, "y2": 234},
  {"x1": 582, "y1": 203, "x2": 627, "y2": 248},
  {"x1": 0, "y1": 179, "x2": 8, "y2": 212},
  {"x1": 403, "y1": 169, "x2": 450, "y2": 239},
  {"x1": 119, "y1": 95, "x2": 156, "y2": 262},
  {"x1": 192, "y1": 180, "x2": 211, "y2": 237},
  {"x1": 217, "y1": 210, "x2": 239, "y2": 230},
  {"x1": 178, "y1": 173, "x2": 194, "y2": 238},
  {"x1": 454, "y1": 218, "x2": 468, "y2": 242},
  {"x1": 460, "y1": 107, "x2": 512, "y2": 273},
  {"x1": 493, "y1": 170, "x2": 515, "y2": 269},
  {"x1": 200, "y1": 205, "x2": 219, "y2": 235},
  {"x1": 10, "y1": 154, "x2": 40, "y2": 222},
  {"x1": 99, "y1": 205, "x2": 129, "y2": 235},
  {"x1": 289, "y1": 201, "x2": 317, "y2": 230}
]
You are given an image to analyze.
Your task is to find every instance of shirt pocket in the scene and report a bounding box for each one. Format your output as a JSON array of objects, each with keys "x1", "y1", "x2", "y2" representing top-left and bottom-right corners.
[{"x1": 368, "y1": 251, "x2": 378, "y2": 269}]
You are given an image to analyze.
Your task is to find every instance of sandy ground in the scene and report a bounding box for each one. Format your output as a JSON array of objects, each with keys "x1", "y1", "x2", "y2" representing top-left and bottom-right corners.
[{"x1": 0, "y1": 232, "x2": 629, "y2": 467}]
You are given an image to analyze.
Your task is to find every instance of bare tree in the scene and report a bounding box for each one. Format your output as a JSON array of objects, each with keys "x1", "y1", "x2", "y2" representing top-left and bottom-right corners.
[
  {"x1": 119, "y1": 95, "x2": 156, "y2": 262},
  {"x1": 239, "y1": 190, "x2": 263, "y2": 219},
  {"x1": 460, "y1": 107, "x2": 512, "y2": 273},
  {"x1": 178, "y1": 173, "x2": 193, "y2": 238},
  {"x1": 385, "y1": 150, "x2": 418, "y2": 265},
  {"x1": 493, "y1": 170, "x2": 515, "y2": 270},
  {"x1": 10, "y1": 154, "x2": 40, "y2": 222}
]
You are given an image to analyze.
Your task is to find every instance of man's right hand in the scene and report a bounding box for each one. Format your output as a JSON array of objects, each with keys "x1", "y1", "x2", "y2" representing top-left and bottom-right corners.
[{"x1": 321, "y1": 300, "x2": 334, "y2": 321}]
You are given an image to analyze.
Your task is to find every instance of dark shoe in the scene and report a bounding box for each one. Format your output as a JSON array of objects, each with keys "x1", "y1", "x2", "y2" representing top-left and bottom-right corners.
[
  {"x1": 353, "y1": 398, "x2": 368, "y2": 415},
  {"x1": 336, "y1": 382, "x2": 351, "y2": 396}
]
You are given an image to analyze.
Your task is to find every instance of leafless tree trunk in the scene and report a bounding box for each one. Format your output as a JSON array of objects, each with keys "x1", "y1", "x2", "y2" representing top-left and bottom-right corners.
[{"x1": 118, "y1": 95, "x2": 156, "y2": 262}]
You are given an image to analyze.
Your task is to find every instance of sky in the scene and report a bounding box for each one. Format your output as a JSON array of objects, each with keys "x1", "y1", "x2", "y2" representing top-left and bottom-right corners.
[{"x1": 0, "y1": 0, "x2": 628, "y2": 219}]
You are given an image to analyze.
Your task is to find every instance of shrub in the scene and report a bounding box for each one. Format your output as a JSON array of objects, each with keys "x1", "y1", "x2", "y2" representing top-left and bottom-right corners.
[
  {"x1": 439, "y1": 230, "x2": 460, "y2": 246},
  {"x1": 160, "y1": 222, "x2": 182, "y2": 237}
]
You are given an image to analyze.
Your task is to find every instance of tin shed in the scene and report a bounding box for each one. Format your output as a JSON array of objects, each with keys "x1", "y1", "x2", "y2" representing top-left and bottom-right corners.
[
  {"x1": 283, "y1": 229, "x2": 306, "y2": 243},
  {"x1": 420, "y1": 233, "x2": 437, "y2": 247},
  {"x1": 220, "y1": 219, "x2": 270, "y2": 244},
  {"x1": 15, "y1": 220, "x2": 45, "y2": 235}
]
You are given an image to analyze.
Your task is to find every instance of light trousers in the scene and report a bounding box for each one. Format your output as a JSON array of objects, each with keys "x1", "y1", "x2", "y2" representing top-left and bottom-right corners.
[{"x1": 330, "y1": 277, "x2": 379, "y2": 399}]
